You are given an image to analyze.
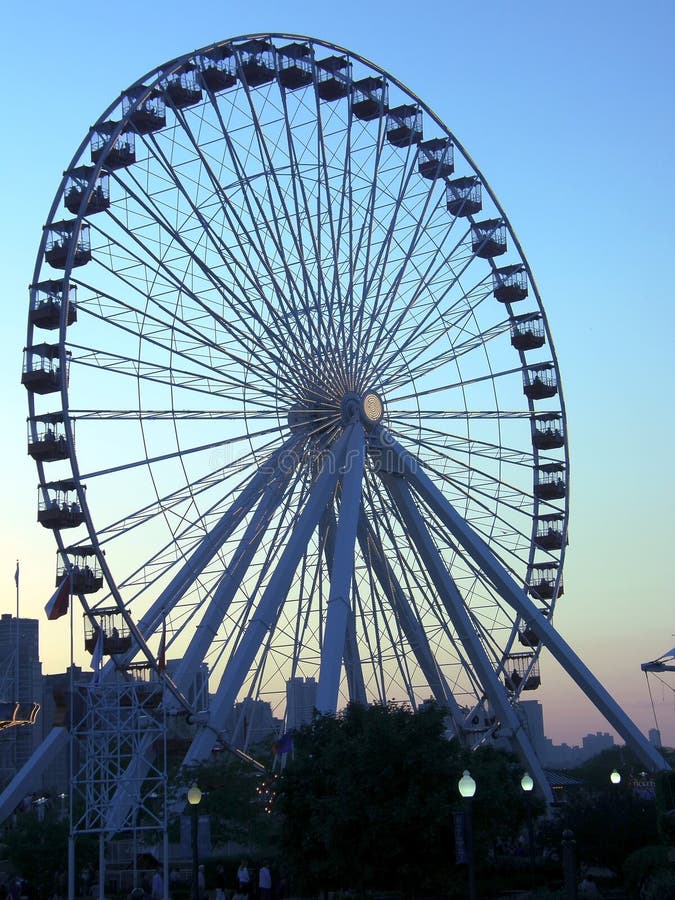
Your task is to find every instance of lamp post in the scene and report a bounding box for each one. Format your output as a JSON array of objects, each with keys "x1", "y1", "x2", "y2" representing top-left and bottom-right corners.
[
  {"x1": 458, "y1": 769, "x2": 477, "y2": 900},
  {"x1": 520, "y1": 772, "x2": 535, "y2": 889},
  {"x1": 187, "y1": 782, "x2": 202, "y2": 900},
  {"x1": 610, "y1": 768, "x2": 621, "y2": 787}
]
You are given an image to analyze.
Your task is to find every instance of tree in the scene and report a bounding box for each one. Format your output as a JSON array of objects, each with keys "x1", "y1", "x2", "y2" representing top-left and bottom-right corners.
[
  {"x1": 274, "y1": 702, "x2": 543, "y2": 896},
  {"x1": 173, "y1": 752, "x2": 278, "y2": 849},
  {"x1": 2, "y1": 808, "x2": 87, "y2": 897}
]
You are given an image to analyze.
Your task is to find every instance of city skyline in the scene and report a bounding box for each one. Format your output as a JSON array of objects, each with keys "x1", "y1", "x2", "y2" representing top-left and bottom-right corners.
[
  {"x1": 1, "y1": 2, "x2": 673, "y2": 751},
  {"x1": 1, "y1": 608, "x2": 661, "y2": 770}
]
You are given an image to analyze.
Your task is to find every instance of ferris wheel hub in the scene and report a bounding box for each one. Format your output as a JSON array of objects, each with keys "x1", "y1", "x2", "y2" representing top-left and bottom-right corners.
[
  {"x1": 341, "y1": 391, "x2": 384, "y2": 427},
  {"x1": 361, "y1": 392, "x2": 384, "y2": 424}
]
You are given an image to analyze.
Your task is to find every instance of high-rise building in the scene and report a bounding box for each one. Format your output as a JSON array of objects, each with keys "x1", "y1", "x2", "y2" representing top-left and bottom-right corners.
[
  {"x1": 286, "y1": 676, "x2": 317, "y2": 730},
  {"x1": 649, "y1": 728, "x2": 662, "y2": 748},
  {"x1": 224, "y1": 698, "x2": 276, "y2": 750},
  {"x1": 517, "y1": 699, "x2": 547, "y2": 761},
  {"x1": 0, "y1": 614, "x2": 43, "y2": 786},
  {"x1": 582, "y1": 731, "x2": 614, "y2": 759}
]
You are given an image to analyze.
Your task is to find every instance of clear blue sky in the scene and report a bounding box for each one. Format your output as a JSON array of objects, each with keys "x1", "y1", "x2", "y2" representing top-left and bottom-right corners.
[{"x1": 1, "y1": 0, "x2": 673, "y2": 748}]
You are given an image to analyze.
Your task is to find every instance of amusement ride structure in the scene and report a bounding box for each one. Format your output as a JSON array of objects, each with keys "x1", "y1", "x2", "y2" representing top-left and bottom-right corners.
[{"x1": 6, "y1": 31, "x2": 669, "y2": 872}]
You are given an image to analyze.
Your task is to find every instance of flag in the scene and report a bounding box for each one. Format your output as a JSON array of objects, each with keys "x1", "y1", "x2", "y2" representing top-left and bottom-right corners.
[
  {"x1": 45, "y1": 576, "x2": 70, "y2": 621},
  {"x1": 91, "y1": 628, "x2": 104, "y2": 685},
  {"x1": 14, "y1": 561, "x2": 19, "y2": 589},
  {"x1": 272, "y1": 731, "x2": 293, "y2": 772},
  {"x1": 272, "y1": 732, "x2": 293, "y2": 755},
  {"x1": 157, "y1": 619, "x2": 167, "y2": 672}
]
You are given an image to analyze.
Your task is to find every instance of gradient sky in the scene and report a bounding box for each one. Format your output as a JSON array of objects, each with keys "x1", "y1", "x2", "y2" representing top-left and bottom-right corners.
[{"x1": 1, "y1": 0, "x2": 673, "y2": 749}]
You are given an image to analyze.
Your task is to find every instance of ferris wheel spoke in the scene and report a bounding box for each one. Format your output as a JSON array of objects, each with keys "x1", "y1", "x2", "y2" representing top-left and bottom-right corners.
[
  {"x1": 94, "y1": 433, "x2": 282, "y2": 547},
  {"x1": 390, "y1": 419, "x2": 534, "y2": 469},
  {"x1": 354, "y1": 162, "x2": 454, "y2": 386},
  {"x1": 67, "y1": 409, "x2": 281, "y2": 421},
  {"x1": 170, "y1": 446, "x2": 300, "y2": 700},
  {"x1": 221, "y1": 79, "x2": 329, "y2": 354},
  {"x1": 274, "y1": 86, "x2": 344, "y2": 356},
  {"x1": 87, "y1": 189, "x2": 302, "y2": 380},
  {"x1": 78, "y1": 421, "x2": 281, "y2": 481},
  {"x1": 126, "y1": 116, "x2": 315, "y2": 367},
  {"x1": 391, "y1": 364, "x2": 524, "y2": 406},
  {"x1": 374, "y1": 257, "x2": 492, "y2": 377},
  {"x1": 379, "y1": 468, "x2": 549, "y2": 784},
  {"x1": 340, "y1": 113, "x2": 390, "y2": 364},
  {"x1": 312, "y1": 95, "x2": 355, "y2": 366},
  {"x1": 119, "y1": 435, "x2": 303, "y2": 650},
  {"x1": 376, "y1": 298, "x2": 510, "y2": 393},
  {"x1": 70, "y1": 288, "x2": 287, "y2": 399},
  {"x1": 182, "y1": 425, "x2": 352, "y2": 767},
  {"x1": 364, "y1": 472, "x2": 483, "y2": 703},
  {"x1": 362, "y1": 232, "x2": 486, "y2": 384},
  {"x1": 381, "y1": 430, "x2": 542, "y2": 605},
  {"x1": 65, "y1": 341, "x2": 281, "y2": 407},
  {"x1": 355, "y1": 505, "x2": 461, "y2": 719},
  {"x1": 395, "y1": 449, "x2": 534, "y2": 575},
  {"x1": 151, "y1": 121, "x2": 318, "y2": 369}
]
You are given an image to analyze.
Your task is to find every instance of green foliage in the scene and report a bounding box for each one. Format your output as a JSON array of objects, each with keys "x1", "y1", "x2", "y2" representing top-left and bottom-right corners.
[
  {"x1": 172, "y1": 754, "x2": 279, "y2": 850},
  {"x1": 273, "y1": 702, "x2": 544, "y2": 896},
  {"x1": 569, "y1": 746, "x2": 644, "y2": 789},
  {"x1": 465, "y1": 743, "x2": 546, "y2": 861},
  {"x1": 622, "y1": 845, "x2": 673, "y2": 899},
  {"x1": 641, "y1": 865, "x2": 675, "y2": 900},
  {"x1": 2, "y1": 810, "x2": 92, "y2": 897},
  {"x1": 541, "y1": 786, "x2": 658, "y2": 872},
  {"x1": 655, "y1": 769, "x2": 675, "y2": 845}
]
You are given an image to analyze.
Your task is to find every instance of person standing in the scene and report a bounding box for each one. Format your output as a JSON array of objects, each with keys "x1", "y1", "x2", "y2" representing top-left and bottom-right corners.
[
  {"x1": 237, "y1": 861, "x2": 250, "y2": 896},
  {"x1": 151, "y1": 867, "x2": 163, "y2": 900},
  {"x1": 214, "y1": 864, "x2": 226, "y2": 900},
  {"x1": 258, "y1": 864, "x2": 272, "y2": 900}
]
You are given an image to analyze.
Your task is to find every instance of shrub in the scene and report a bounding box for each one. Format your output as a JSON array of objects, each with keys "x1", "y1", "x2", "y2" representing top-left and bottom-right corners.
[{"x1": 622, "y1": 846, "x2": 672, "y2": 899}]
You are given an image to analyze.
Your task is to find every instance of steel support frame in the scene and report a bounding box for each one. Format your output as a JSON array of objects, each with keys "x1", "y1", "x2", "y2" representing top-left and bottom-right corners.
[
  {"x1": 381, "y1": 471, "x2": 554, "y2": 801},
  {"x1": 355, "y1": 508, "x2": 466, "y2": 733},
  {"x1": 319, "y1": 499, "x2": 368, "y2": 707},
  {"x1": 382, "y1": 430, "x2": 669, "y2": 774},
  {"x1": 182, "y1": 427, "x2": 353, "y2": 768},
  {"x1": 316, "y1": 424, "x2": 365, "y2": 713},
  {"x1": 73, "y1": 678, "x2": 167, "y2": 892}
]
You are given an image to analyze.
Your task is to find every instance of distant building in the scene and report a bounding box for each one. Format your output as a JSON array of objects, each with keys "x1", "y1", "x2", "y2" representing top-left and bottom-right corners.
[
  {"x1": 224, "y1": 697, "x2": 276, "y2": 750},
  {"x1": 649, "y1": 728, "x2": 662, "y2": 748},
  {"x1": 0, "y1": 614, "x2": 43, "y2": 787},
  {"x1": 518, "y1": 700, "x2": 548, "y2": 760},
  {"x1": 286, "y1": 676, "x2": 317, "y2": 730},
  {"x1": 582, "y1": 731, "x2": 614, "y2": 759},
  {"x1": 40, "y1": 665, "x2": 88, "y2": 794}
]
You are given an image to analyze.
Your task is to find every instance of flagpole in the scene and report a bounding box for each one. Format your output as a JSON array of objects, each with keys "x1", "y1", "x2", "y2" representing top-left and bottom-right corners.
[
  {"x1": 14, "y1": 561, "x2": 19, "y2": 705},
  {"x1": 68, "y1": 568, "x2": 76, "y2": 900}
]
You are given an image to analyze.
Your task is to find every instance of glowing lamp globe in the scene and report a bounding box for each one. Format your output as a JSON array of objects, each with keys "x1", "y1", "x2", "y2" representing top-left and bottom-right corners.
[
  {"x1": 458, "y1": 770, "x2": 477, "y2": 799},
  {"x1": 187, "y1": 783, "x2": 202, "y2": 806},
  {"x1": 521, "y1": 772, "x2": 534, "y2": 793}
]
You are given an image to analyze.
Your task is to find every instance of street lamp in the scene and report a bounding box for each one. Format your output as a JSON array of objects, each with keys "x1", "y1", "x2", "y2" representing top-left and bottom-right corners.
[
  {"x1": 610, "y1": 768, "x2": 621, "y2": 786},
  {"x1": 458, "y1": 770, "x2": 477, "y2": 900},
  {"x1": 520, "y1": 773, "x2": 535, "y2": 888},
  {"x1": 188, "y1": 783, "x2": 202, "y2": 900}
]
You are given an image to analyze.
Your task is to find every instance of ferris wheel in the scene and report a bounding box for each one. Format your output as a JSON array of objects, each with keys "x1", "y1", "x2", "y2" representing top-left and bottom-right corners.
[{"x1": 22, "y1": 34, "x2": 666, "y2": 804}]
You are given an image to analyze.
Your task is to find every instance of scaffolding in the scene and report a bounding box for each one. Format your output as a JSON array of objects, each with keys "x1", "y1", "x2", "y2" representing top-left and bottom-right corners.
[{"x1": 71, "y1": 669, "x2": 168, "y2": 898}]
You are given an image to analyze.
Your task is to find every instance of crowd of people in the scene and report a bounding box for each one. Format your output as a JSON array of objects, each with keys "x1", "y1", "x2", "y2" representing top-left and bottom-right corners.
[{"x1": 128, "y1": 859, "x2": 281, "y2": 900}]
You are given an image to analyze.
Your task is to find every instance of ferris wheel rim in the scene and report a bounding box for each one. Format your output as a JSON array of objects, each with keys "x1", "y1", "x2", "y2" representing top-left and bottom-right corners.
[{"x1": 25, "y1": 32, "x2": 569, "y2": 737}]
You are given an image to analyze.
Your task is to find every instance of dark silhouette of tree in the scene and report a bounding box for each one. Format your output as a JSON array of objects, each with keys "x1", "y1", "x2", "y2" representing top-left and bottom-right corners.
[{"x1": 273, "y1": 702, "x2": 543, "y2": 896}]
